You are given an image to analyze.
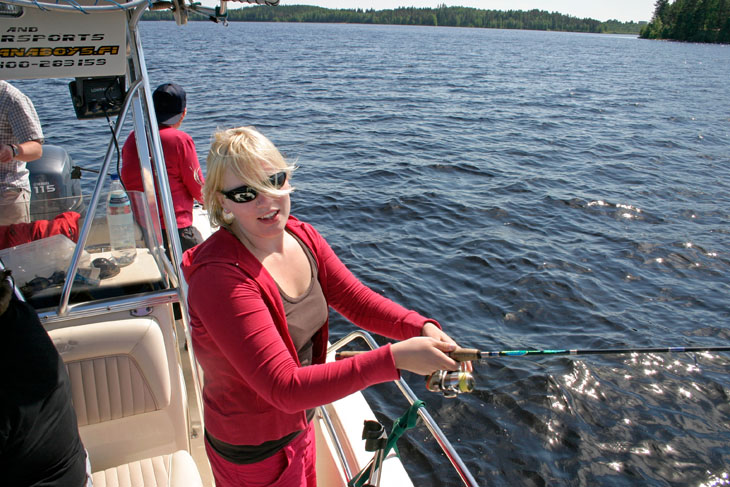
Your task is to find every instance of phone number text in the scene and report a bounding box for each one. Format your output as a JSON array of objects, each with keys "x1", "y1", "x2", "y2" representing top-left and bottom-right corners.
[{"x1": 0, "y1": 58, "x2": 107, "y2": 68}]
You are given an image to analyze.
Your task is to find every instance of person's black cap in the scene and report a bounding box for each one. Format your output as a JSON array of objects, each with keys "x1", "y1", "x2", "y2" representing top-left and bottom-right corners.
[{"x1": 153, "y1": 83, "x2": 186, "y2": 125}]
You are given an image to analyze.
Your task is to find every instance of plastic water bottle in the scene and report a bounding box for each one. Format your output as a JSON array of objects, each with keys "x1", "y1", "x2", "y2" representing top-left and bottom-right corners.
[{"x1": 106, "y1": 174, "x2": 137, "y2": 266}]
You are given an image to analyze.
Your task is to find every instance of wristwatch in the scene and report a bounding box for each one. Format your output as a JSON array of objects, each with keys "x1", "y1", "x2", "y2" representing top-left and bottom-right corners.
[{"x1": 8, "y1": 144, "x2": 18, "y2": 157}]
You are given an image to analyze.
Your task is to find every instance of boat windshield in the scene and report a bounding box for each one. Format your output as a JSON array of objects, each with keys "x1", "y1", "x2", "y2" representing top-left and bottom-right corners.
[{"x1": 0, "y1": 189, "x2": 168, "y2": 311}]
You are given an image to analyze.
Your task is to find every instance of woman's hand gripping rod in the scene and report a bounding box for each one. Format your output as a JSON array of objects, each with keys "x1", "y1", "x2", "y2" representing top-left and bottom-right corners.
[
  {"x1": 334, "y1": 347, "x2": 480, "y2": 361},
  {"x1": 335, "y1": 348, "x2": 480, "y2": 398},
  {"x1": 334, "y1": 347, "x2": 481, "y2": 362}
]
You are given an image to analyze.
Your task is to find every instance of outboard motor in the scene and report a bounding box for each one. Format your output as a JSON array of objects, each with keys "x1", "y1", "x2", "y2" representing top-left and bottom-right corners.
[{"x1": 28, "y1": 145, "x2": 84, "y2": 221}]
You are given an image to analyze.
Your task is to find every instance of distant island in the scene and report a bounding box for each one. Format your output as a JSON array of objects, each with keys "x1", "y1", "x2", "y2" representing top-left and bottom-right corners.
[
  {"x1": 640, "y1": 0, "x2": 729, "y2": 43},
  {"x1": 142, "y1": 5, "x2": 645, "y2": 35}
]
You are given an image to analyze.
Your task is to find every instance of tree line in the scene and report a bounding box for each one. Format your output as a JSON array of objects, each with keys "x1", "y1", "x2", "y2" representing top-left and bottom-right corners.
[
  {"x1": 142, "y1": 5, "x2": 645, "y2": 34},
  {"x1": 640, "y1": 0, "x2": 730, "y2": 43}
]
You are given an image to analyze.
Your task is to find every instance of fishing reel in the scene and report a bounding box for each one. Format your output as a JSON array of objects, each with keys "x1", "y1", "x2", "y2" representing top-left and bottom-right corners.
[
  {"x1": 425, "y1": 368, "x2": 475, "y2": 398},
  {"x1": 335, "y1": 348, "x2": 476, "y2": 398}
]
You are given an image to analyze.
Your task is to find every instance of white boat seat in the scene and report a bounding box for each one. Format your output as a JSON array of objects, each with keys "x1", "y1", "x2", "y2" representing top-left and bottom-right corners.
[
  {"x1": 91, "y1": 450, "x2": 203, "y2": 487},
  {"x1": 52, "y1": 319, "x2": 171, "y2": 426},
  {"x1": 50, "y1": 319, "x2": 203, "y2": 484}
]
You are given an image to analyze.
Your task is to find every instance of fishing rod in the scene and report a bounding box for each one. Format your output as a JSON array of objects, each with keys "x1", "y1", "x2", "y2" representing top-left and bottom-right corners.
[
  {"x1": 336, "y1": 345, "x2": 730, "y2": 398},
  {"x1": 445, "y1": 345, "x2": 730, "y2": 362},
  {"x1": 336, "y1": 345, "x2": 730, "y2": 363}
]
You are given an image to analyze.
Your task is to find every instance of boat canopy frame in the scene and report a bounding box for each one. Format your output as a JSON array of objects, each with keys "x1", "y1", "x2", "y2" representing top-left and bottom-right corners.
[
  {"x1": 1, "y1": 0, "x2": 208, "y2": 438},
  {"x1": 1, "y1": 0, "x2": 186, "y2": 320}
]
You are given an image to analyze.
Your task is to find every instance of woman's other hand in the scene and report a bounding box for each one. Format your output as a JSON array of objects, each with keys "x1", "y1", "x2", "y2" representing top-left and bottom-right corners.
[
  {"x1": 391, "y1": 337, "x2": 458, "y2": 376},
  {"x1": 421, "y1": 321, "x2": 455, "y2": 342},
  {"x1": 421, "y1": 321, "x2": 473, "y2": 372}
]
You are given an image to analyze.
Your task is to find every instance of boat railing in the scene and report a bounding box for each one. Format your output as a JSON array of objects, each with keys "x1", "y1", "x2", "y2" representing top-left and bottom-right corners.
[{"x1": 324, "y1": 331, "x2": 480, "y2": 487}]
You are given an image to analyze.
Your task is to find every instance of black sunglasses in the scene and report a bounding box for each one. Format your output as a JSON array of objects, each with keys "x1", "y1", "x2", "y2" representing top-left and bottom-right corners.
[{"x1": 220, "y1": 171, "x2": 288, "y2": 203}]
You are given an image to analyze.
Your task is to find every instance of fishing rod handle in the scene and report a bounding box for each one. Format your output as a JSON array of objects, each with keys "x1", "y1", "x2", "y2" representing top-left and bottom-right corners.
[
  {"x1": 450, "y1": 348, "x2": 482, "y2": 362},
  {"x1": 334, "y1": 348, "x2": 482, "y2": 362}
]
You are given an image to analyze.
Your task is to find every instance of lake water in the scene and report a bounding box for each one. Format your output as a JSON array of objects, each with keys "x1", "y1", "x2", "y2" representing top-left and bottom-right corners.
[{"x1": 12, "y1": 21, "x2": 730, "y2": 486}]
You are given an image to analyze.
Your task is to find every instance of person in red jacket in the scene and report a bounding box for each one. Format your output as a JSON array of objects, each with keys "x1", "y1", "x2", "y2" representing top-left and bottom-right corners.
[
  {"x1": 121, "y1": 82, "x2": 204, "y2": 253},
  {"x1": 182, "y1": 126, "x2": 463, "y2": 487}
]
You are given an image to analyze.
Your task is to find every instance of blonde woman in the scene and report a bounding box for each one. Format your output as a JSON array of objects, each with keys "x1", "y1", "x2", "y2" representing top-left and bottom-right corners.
[{"x1": 182, "y1": 126, "x2": 461, "y2": 486}]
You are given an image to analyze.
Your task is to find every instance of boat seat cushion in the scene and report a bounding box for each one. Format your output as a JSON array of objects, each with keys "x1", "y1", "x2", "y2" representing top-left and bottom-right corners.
[
  {"x1": 91, "y1": 450, "x2": 203, "y2": 487},
  {"x1": 50, "y1": 319, "x2": 171, "y2": 426}
]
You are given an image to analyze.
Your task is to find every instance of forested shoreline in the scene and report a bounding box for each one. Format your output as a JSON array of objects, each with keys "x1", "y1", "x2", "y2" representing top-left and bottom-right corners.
[
  {"x1": 640, "y1": 0, "x2": 730, "y2": 43},
  {"x1": 142, "y1": 5, "x2": 645, "y2": 35}
]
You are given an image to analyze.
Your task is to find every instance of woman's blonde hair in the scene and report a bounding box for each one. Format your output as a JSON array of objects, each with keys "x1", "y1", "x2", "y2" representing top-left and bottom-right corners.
[{"x1": 204, "y1": 126, "x2": 295, "y2": 228}]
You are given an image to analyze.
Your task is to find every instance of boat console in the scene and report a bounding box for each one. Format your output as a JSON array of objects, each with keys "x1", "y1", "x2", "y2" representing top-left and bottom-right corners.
[{"x1": 0, "y1": 191, "x2": 167, "y2": 312}]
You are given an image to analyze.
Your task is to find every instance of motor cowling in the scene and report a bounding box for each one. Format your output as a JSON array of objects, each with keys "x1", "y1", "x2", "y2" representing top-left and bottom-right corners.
[{"x1": 28, "y1": 145, "x2": 84, "y2": 221}]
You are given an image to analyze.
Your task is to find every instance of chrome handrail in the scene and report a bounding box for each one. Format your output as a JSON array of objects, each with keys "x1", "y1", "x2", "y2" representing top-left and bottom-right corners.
[
  {"x1": 316, "y1": 403, "x2": 355, "y2": 482},
  {"x1": 55, "y1": 79, "x2": 143, "y2": 317},
  {"x1": 325, "y1": 331, "x2": 480, "y2": 487},
  {"x1": 37, "y1": 289, "x2": 179, "y2": 323}
]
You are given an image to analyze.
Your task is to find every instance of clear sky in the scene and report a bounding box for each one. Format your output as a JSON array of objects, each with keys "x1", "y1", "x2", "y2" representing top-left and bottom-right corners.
[{"x1": 259, "y1": 0, "x2": 656, "y2": 22}]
